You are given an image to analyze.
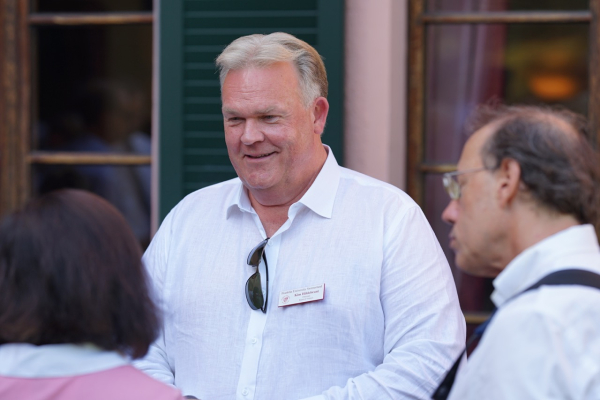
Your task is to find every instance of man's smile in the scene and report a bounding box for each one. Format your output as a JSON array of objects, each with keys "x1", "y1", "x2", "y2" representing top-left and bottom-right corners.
[{"x1": 245, "y1": 151, "x2": 276, "y2": 159}]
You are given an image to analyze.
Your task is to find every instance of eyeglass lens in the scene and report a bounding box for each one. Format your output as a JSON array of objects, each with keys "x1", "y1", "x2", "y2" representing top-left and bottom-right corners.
[
  {"x1": 443, "y1": 174, "x2": 460, "y2": 200},
  {"x1": 246, "y1": 271, "x2": 264, "y2": 310}
]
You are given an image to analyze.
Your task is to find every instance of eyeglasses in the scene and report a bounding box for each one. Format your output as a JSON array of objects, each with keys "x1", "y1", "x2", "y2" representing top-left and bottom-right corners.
[
  {"x1": 442, "y1": 167, "x2": 488, "y2": 200},
  {"x1": 245, "y1": 238, "x2": 269, "y2": 313}
]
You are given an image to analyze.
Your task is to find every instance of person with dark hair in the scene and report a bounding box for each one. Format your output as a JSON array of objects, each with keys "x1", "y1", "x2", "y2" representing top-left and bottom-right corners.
[
  {"x1": 434, "y1": 104, "x2": 600, "y2": 399},
  {"x1": 0, "y1": 189, "x2": 184, "y2": 400}
]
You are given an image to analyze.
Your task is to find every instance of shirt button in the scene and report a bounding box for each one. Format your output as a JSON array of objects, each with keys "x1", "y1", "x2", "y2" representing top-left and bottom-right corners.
[
  {"x1": 251, "y1": 338, "x2": 258, "y2": 344},
  {"x1": 242, "y1": 388, "x2": 249, "y2": 396}
]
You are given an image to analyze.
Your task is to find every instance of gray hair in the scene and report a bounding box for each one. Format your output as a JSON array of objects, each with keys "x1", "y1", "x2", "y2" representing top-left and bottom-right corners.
[
  {"x1": 467, "y1": 104, "x2": 600, "y2": 229},
  {"x1": 215, "y1": 32, "x2": 328, "y2": 107}
]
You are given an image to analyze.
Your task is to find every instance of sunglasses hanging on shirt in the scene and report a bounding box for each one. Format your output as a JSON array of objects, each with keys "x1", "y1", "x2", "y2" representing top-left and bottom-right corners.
[{"x1": 245, "y1": 238, "x2": 269, "y2": 313}]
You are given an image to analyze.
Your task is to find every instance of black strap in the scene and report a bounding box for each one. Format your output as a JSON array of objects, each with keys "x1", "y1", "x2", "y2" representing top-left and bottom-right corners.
[
  {"x1": 432, "y1": 268, "x2": 600, "y2": 400},
  {"x1": 431, "y1": 313, "x2": 495, "y2": 400},
  {"x1": 523, "y1": 268, "x2": 600, "y2": 292}
]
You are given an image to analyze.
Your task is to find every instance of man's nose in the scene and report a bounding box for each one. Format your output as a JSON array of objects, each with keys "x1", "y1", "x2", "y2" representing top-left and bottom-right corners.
[
  {"x1": 441, "y1": 200, "x2": 458, "y2": 225},
  {"x1": 241, "y1": 119, "x2": 264, "y2": 145}
]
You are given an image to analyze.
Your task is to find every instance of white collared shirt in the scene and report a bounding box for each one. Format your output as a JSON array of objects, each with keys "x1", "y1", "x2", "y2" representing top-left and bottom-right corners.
[
  {"x1": 449, "y1": 225, "x2": 600, "y2": 400},
  {"x1": 135, "y1": 147, "x2": 465, "y2": 400}
]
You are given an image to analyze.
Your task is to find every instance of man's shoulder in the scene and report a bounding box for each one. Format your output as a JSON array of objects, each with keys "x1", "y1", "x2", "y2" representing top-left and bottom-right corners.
[
  {"x1": 493, "y1": 282, "x2": 600, "y2": 337},
  {"x1": 171, "y1": 177, "x2": 241, "y2": 213},
  {"x1": 337, "y1": 166, "x2": 418, "y2": 208}
]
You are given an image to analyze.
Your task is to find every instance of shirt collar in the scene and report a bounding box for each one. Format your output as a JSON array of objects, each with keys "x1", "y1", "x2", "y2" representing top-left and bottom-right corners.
[
  {"x1": 225, "y1": 145, "x2": 340, "y2": 220},
  {"x1": 491, "y1": 224, "x2": 600, "y2": 307},
  {"x1": 295, "y1": 145, "x2": 340, "y2": 219},
  {"x1": 0, "y1": 343, "x2": 129, "y2": 378}
]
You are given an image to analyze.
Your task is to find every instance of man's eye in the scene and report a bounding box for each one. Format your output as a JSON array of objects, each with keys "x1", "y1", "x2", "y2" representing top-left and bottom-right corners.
[
  {"x1": 227, "y1": 117, "x2": 243, "y2": 124},
  {"x1": 263, "y1": 115, "x2": 279, "y2": 122}
]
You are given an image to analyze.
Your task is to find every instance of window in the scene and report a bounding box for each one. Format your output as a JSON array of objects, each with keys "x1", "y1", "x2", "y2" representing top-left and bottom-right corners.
[
  {"x1": 0, "y1": 0, "x2": 153, "y2": 246},
  {"x1": 407, "y1": 0, "x2": 597, "y2": 327}
]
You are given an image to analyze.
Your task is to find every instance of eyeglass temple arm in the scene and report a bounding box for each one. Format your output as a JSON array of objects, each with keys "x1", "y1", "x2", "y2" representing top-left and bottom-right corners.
[{"x1": 261, "y1": 251, "x2": 269, "y2": 314}]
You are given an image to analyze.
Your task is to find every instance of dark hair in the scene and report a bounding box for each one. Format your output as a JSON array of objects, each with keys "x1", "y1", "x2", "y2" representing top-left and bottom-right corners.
[
  {"x1": 467, "y1": 104, "x2": 600, "y2": 228},
  {"x1": 0, "y1": 189, "x2": 159, "y2": 358}
]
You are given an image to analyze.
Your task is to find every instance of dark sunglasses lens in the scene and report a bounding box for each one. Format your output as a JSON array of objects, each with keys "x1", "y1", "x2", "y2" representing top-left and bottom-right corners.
[
  {"x1": 245, "y1": 272, "x2": 264, "y2": 310},
  {"x1": 247, "y1": 239, "x2": 268, "y2": 265}
]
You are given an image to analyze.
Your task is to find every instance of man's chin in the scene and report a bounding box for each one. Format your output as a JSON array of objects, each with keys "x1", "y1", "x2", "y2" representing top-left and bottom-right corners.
[
  {"x1": 240, "y1": 175, "x2": 276, "y2": 191},
  {"x1": 455, "y1": 257, "x2": 496, "y2": 278},
  {"x1": 454, "y1": 254, "x2": 484, "y2": 277},
  {"x1": 243, "y1": 181, "x2": 274, "y2": 192}
]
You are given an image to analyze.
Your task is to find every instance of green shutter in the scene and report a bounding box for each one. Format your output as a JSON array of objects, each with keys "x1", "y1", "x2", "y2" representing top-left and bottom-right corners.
[{"x1": 158, "y1": 0, "x2": 345, "y2": 221}]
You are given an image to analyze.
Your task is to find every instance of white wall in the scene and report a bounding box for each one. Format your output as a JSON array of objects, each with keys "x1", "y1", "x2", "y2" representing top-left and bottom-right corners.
[{"x1": 344, "y1": 0, "x2": 407, "y2": 189}]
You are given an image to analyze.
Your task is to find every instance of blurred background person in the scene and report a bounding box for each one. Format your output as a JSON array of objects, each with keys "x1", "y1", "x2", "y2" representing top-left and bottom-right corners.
[
  {"x1": 0, "y1": 189, "x2": 183, "y2": 400},
  {"x1": 39, "y1": 80, "x2": 152, "y2": 246}
]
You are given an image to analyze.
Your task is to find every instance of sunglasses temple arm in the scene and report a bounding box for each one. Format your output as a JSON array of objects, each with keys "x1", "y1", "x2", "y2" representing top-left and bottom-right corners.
[{"x1": 262, "y1": 252, "x2": 269, "y2": 314}]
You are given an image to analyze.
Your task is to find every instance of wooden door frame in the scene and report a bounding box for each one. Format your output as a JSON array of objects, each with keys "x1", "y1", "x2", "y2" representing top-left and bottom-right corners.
[{"x1": 0, "y1": 0, "x2": 30, "y2": 217}]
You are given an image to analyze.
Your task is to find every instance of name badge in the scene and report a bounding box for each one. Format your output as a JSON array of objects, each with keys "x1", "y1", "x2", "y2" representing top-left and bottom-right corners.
[{"x1": 278, "y1": 284, "x2": 325, "y2": 307}]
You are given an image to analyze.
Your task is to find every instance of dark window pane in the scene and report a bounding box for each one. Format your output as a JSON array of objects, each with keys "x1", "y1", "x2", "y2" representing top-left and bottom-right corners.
[
  {"x1": 504, "y1": 24, "x2": 588, "y2": 110},
  {"x1": 31, "y1": 23, "x2": 152, "y2": 247},
  {"x1": 426, "y1": 0, "x2": 588, "y2": 12},
  {"x1": 424, "y1": 23, "x2": 588, "y2": 164},
  {"x1": 32, "y1": 164, "x2": 152, "y2": 247},
  {"x1": 33, "y1": 25, "x2": 152, "y2": 155},
  {"x1": 32, "y1": 0, "x2": 152, "y2": 12}
]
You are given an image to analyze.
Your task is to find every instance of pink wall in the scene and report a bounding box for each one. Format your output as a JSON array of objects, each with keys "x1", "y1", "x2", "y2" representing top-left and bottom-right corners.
[{"x1": 344, "y1": 0, "x2": 407, "y2": 189}]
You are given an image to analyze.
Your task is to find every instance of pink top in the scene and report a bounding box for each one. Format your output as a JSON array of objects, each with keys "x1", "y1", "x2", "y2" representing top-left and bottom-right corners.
[
  {"x1": 0, "y1": 344, "x2": 185, "y2": 400},
  {"x1": 0, "y1": 365, "x2": 184, "y2": 400}
]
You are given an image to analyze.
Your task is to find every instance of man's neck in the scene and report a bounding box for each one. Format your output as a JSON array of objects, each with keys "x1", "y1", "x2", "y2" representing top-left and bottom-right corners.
[
  {"x1": 506, "y1": 208, "x2": 580, "y2": 266},
  {"x1": 249, "y1": 198, "x2": 292, "y2": 238}
]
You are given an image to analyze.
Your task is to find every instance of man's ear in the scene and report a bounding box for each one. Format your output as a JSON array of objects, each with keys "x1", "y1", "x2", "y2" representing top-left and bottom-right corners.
[
  {"x1": 312, "y1": 97, "x2": 329, "y2": 135},
  {"x1": 496, "y1": 158, "x2": 521, "y2": 207}
]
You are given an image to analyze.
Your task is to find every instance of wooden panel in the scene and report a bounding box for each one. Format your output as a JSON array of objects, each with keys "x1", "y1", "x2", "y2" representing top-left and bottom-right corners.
[
  {"x1": 27, "y1": 152, "x2": 152, "y2": 165},
  {"x1": 0, "y1": 0, "x2": 28, "y2": 217},
  {"x1": 419, "y1": 164, "x2": 457, "y2": 174},
  {"x1": 407, "y1": 0, "x2": 425, "y2": 206},
  {"x1": 464, "y1": 312, "x2": 490, "y2": 325},
  {"x1": 420, "y1": 10, "x2": 591, "y2": 24},
  {"x1": 28, "y1": 12, "x2": 153, "y2": 25},
  {"x1": 19, "y1": 0, "x2": 31, "y2": 206}
]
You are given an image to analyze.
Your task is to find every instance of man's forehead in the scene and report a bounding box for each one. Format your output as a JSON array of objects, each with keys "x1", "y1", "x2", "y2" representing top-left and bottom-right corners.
[
  {"x1": 221, "y1": 62, "x2": 302, "y2": 108},
  {"x1": 222, "y1": 104, "x2": 283, "y2": 116},
  {"x1": 223, "y1": 61, "x2": 299, "y2": 85},
  {"x1": 458, "y1": 122, "x2": 497, "y2": 168}
]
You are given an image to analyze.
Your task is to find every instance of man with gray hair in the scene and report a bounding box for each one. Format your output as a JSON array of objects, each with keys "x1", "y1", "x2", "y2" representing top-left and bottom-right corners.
[
  {"x1": 436, "y1": 104, "x2": 600, "y2": 399},
  {"x1": 137, "y1": 32, "x2": 464, "y2": 400}
]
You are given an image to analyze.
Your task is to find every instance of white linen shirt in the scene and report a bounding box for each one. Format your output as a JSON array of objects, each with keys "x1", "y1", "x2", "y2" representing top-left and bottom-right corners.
[
  {"x1": 135, "y1": 148, "x2": 465, "y2": 400},
  {"x1": 448, "y1": 224, "x2": 600, "y2": 400}
]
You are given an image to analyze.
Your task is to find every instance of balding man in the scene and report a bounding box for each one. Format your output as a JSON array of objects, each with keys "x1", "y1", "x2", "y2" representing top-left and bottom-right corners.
[
  {"x1": 135, "y1": 32, "x2": 465, "y2": 399},
  {"x1": 437, "y1": 104, "x2": 600, "y2": 400}
]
